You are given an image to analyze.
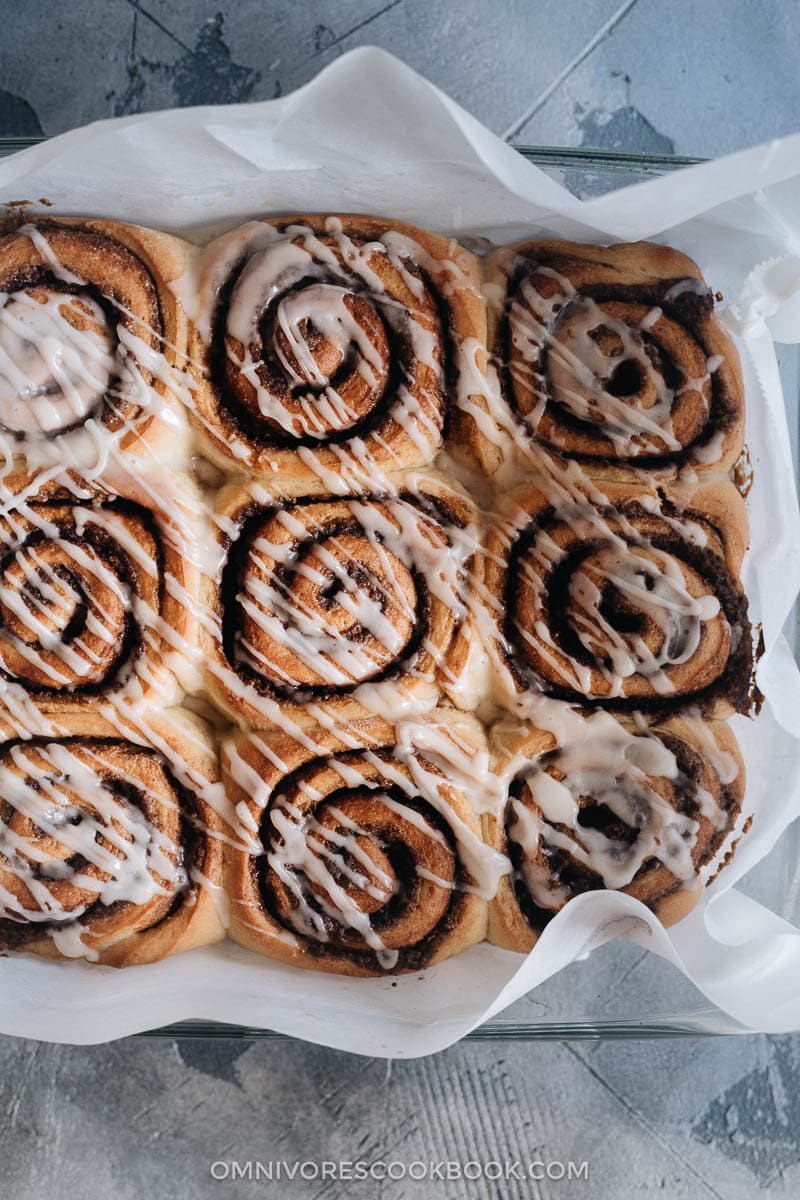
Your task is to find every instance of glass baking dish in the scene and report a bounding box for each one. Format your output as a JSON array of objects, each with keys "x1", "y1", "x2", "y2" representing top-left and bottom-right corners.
[{"x1": 0, "y1": 139, "x2": 797, "y2": 1041}]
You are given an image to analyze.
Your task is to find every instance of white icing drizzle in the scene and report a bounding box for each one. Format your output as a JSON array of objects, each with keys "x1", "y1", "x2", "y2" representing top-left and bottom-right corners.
[
  {"x1": 0, "y1": 218, "x2": 749, "y2": 967},
  {"x1": 0, "y1": 737, "x2": 186, "y2": 956},
  {"x1": 471, "y1": 446, "x2": 735, "y2": 705},
  {"x1": 0, "y1": 469, "x2": 197, "y2": 713},
  {"x1": 0, "y1": 225, "x2": 194, "y2": 473},
  {"x1": 494, "y1": 703, "x2": 739, "y2": 917},
  {"x1": 0, "y1": 289, "x2": 115, "y2": 435},
  {"x1": 224, "y1": 716, "x2": 508, "y2": 966},
  {"x1": 209, "y1": 473, "x2": 482, "y2": 721},
  {"x1": 173, "y1": 216, "x2": 490, "y2": 487},
  {"x1": 471, "y1": 248, "x2": 722, "y2": 468}
]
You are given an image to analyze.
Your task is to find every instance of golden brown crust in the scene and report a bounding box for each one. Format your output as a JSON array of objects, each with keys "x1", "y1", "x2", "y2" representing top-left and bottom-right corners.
[
  {"x1": 0, "y1": 214, "x2": 757, "y2": 984},
  {"x1": 222, "y1": 709, "x2": 488, "y2": 976},
  {"x1": 0, "y1": 217, "x2": 191, "y2": 463},
  {"x1": 0, "y1": 468, "x2": 199, "y2": 715},
  {"x1": 0, "y1": 709, "x2": 225, "y2": 966},
  {"x1": 186, "y1": 213, "x2": 488, "y2": 493},
  {"x1": 486, "y1": 715, "x2": 745, "y2": 952},
  {"x1": 671, "y1": 478, "x2": 750, "y2": 574},
  {"x1": 463, "y1": 237, "x2": 744, "y2": 481},
  {"x1": 480, "y1": 475, "x2": 752, "y2": 717},
  {"x1": 204, "y1": 469, "x2": 482, "y2": 726}
]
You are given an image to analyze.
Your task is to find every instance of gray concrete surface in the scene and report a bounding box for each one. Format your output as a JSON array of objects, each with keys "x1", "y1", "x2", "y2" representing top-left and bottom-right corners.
[
  {"x1": 4, "y1": 0, "x2": 800, "y2": 156},
  {"x1": 5, "y1": 1031, "x2": 800, "y2": 1199},
  {"x1": 1, "y1": 2, "x2": 799, "y2": 1196}
]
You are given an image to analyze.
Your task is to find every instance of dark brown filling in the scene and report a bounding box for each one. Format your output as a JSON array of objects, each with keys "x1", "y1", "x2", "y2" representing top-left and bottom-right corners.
[
  {"x1": 208, "y1": 244, "x2": 453, "y2": 451},
  {"x1": 503, "y1": 502, "x2": 753, "y2": 715},
  {"x1": 256, "y1": 751, "x2": 468, "y2": 973},
  {"x1": 220, "y1": 490, "x2": 467, "y2": 703},
  {"x1": 0, "y1": 497, "x2": 165, "y2": 697},
  {"x1": 507, "y1": 732, "x2": 738, "y2": 933},
  {"x1": 499, "y1": 257, "x2": 736, "y2": 465},
  {"x1": 0, "y1": 738, "x2": 203, "y2": 949},
  {"x1": 0, "y1": 222, "x2": 164, "y2": 437}
]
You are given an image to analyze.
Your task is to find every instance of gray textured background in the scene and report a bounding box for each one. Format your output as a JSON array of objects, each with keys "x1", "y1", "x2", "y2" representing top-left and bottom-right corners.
[
  {"x1": 3, "y1": 0, "x2": 800, "y2": 156},
  {"x1": 2, "y1": 2, "x2": 799, "y2": 1197}
]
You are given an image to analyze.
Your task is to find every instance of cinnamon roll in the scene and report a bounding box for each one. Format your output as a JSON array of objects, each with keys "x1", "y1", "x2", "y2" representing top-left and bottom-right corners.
[
  {"x1": 480, "y1": 474, "x2": 752, "y2": 715},
  {"x1": 0, "y1": 710, "x2": 225, "y2": 965},
  {"x1": 487, "y1": 708, "x2": 745, "y2": 951},
  {"x1": 206, "y1": 471, "x2": 482, "y2": 725},
  {"x1": 0, "y1": 217, "x2": 190, "y2": 469},
  {"x1": 0, "y1": 470, "x2": 198, "y2": 716},
  {"x1": 222, "y1": 711, "x2": 505, "y2": 976},
  {"x1": 183, "y1": 214, "x2": 488, "y2": 493},
  {"x1": 0, "y1": 211, "x2": 760, "y2": 992},
  {"x1": 460, "y1": 238, "x2": 744, "y2": 479}
]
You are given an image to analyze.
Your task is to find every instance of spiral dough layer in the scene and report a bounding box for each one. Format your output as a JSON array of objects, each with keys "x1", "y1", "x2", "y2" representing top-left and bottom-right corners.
[
  {"x1": 0, "y1": 218, "x2": 189, "y2": 468},
  {"x1": 186, "y1": 214, "x2": 487, "y2": 492},
  {"x1": 486, "y1": 710, "x2": 745, "y2": 952},
  {"x1": 207, "y1": 473, "x2": 480, "y2": 724},
  {"x1": 222, "y1": 713, "x2": 505, "y2": 976},
  {"x1": 482, "y1": 477, "x2": 752, "y2": 715},
  {"x1": 0, "y1": 713, "x2": 224, "y2": 965},
  {"x1": 465, "y1": 238, "x2": 744, "y2": 479},
  {"x1": 0, "y1": 476, "x2": 195, "y2": 713}
]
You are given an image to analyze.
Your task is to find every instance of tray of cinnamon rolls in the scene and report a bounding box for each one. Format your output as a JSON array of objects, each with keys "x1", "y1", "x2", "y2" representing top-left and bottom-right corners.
[{"x1": 0, "y1": 208, "x2": 758, "y2": 995}]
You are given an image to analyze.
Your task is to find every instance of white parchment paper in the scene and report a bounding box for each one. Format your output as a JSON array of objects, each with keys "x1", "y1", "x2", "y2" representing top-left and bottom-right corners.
[{"x1": 1, "y1": 47, "x2": 800, "y2": 1054}]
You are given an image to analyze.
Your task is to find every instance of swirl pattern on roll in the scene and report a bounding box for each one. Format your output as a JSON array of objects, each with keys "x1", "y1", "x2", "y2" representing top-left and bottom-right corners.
[
  {"x1": 223, "y1": 713, "x2": 505, "y2": 976},
  {"x1": 0, "y1": 212, "x2": 757, "y2": 984},
  {"x1": 186, "y1": 215, "x2": 487, "y2": 491},
  {"x1": 0, "y1": 477, "x2": 194, "y2": 712},
  {"x1": 208, "y1": 474, "x2": 480, "y2": 723},
  {"x1": 0, "y1": 716, "x2": 224, "y2": 965},
  {"x1": 481, "y1": 476, "x2": 752, "y2": 714},
  {"x1": 0, "y1": 219, "x2": 188, "y2": 468},
  {"x1": 487, "y1": 709, "x2": 745, "y2": 951},
  {"x1": 473, "y1": 239, "x2": 744, "y2": 477}
]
